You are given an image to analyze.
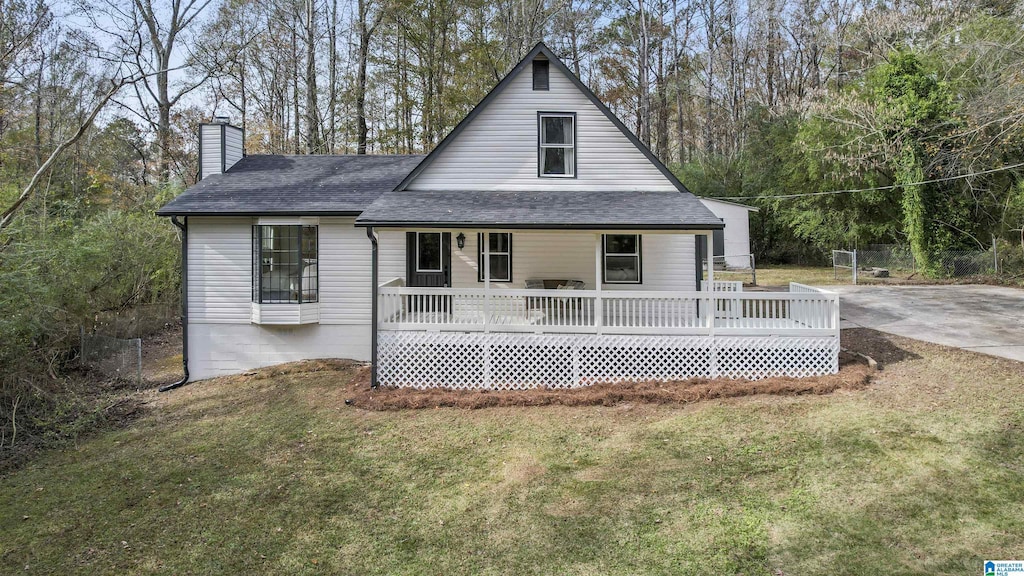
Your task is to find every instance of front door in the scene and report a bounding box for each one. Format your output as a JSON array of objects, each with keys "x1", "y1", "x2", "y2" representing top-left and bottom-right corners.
[
  {"x1": 406, "y1": 232, "x2": 451, "y2": 315},
  {"x1": 407, "y1": 232, "x2": 451, "y2": 287}
]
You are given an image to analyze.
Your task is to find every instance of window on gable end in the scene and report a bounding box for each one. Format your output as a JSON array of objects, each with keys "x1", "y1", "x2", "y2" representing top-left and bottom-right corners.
[{"x1": 539, "y1": 113, "x2": 575, "y2": 177}]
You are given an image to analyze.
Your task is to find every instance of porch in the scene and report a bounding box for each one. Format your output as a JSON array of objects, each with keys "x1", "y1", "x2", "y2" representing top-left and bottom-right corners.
[
  {"x1": 374, "y1": 281, "x2": 840, "y2": 389},
  {"x1": 357, "y1": 190, "x2": 837, "y2": 390}
]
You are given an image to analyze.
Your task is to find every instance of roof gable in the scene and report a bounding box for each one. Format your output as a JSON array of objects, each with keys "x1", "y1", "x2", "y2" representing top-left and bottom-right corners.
[{"x1": 398, "y1": 43, "x2": 693, "y2": 193}]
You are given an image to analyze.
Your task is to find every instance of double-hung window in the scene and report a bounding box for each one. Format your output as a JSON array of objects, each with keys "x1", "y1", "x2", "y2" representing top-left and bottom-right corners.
[
  {"x1": 252, "y1": 225, "x2": 318, "y2": 303},
  {"x1": 539, "y1": 113, "x2": 575, "y2": 177},
  {"x1": 477, "y1": 233, "x2": 512, "y2": 282},
  {"x1": 603, "y1": 234, "x2": 641, "y2": 284}
]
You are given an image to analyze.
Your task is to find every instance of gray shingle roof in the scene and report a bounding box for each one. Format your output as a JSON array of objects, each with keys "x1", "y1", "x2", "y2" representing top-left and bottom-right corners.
[
  {"x1": 156, "y1": 154, "x2": 426, "y2": 216},
  {"x1": 355, "y1": 189, "x2": 724, "y2": 230}
]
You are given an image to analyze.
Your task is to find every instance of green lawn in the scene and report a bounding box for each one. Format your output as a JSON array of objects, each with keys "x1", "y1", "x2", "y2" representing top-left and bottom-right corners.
[{"x1": 2, "y1": 329, "x2": 1022, "y2": 575}]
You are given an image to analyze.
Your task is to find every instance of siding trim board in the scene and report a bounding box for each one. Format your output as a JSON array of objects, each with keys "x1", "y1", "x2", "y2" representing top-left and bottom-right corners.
[{"x1": 394, "y1": 42, "x2": 697, "y2": 196}]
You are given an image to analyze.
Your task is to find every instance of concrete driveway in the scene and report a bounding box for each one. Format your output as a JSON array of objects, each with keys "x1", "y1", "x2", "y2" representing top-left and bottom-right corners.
[{"x1": 829, "y1": 284, "x2": 1024, "y2": 362}]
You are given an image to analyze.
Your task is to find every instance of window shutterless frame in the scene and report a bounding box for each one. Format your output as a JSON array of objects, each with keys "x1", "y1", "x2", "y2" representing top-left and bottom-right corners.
[
  {"x1": 537, "y1": 112, "x2": 577, "y2": 178},
  {"x1": 252, "y1": 224, "x2": 319, "y2": 303},
  {"x1": 477, "y1": 232, "x2": 512, "y2": 282},
  {"x1": 416, "y1": 232, "x2": 443, "y2": 272},
  {"x1": 602, "y1": 234, "x2": 642, "y2": 284}
]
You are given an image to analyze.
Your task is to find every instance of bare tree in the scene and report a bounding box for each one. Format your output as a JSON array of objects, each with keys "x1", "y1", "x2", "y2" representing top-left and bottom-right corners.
[
  {"x1": 355, "y1": 0, "x2": 385, "y2": 154},
  {"x1": 80, "y1": 0, "x2": 215, "y2": 183}
]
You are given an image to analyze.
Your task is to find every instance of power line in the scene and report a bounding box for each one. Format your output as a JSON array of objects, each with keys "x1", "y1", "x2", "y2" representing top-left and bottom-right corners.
[{"x1": 707, "y1": 161, "x2": 1024, "y2": 201}]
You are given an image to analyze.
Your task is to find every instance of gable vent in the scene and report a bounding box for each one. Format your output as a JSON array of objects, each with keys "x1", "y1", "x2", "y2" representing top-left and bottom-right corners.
[{"x1": 532, "y1": 59, "x2": 549, "y2": 91}]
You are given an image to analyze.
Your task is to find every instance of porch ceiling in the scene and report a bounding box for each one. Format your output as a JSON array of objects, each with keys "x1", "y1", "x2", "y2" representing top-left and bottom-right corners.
[{"x1": 355, "y1": 189, "x2": 724, "y2": 230}]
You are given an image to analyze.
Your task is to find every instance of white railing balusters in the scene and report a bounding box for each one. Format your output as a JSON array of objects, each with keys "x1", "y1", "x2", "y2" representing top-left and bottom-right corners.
[{"x1": 377, "y1": 286, "x2": 839, "y2": 337}]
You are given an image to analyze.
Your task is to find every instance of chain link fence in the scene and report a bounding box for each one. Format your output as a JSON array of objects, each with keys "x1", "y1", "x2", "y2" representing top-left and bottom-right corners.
[
  {"x1": 80, "y1": 330, "x2": 142, "y2": 385},
  {"x1": 834, "y1": 243, "x2": 1024, "y2": 279}
]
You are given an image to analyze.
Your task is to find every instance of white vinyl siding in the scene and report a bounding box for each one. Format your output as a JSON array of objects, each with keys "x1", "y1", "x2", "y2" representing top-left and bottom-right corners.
[
  {"x1": 317, "y1": 217, "x2": 373, "y2": 324},
  {"x1": 390, "y1": 230, "x2": 696, "y2": 291},
  {"x1": 199, "y1": 124, "x2": 224, "y2": 181},
  {"x1": 223, "y1": 125, "x2": 244, "y2": 171},
  {"x1": 699, "y1": 199, "x2": 756, "y2": 268},
  {"x1": 186, "y1": 217, "x2": 376, "y2": 379},
  {"x1": 188, "y1": 217, "x2": 253, "y2": 323},
  {"x1": 189, "y1": 217, "x2": 373, "y2": 325},
  {"x1": 188, "y1": 324, "x2": 370, "y2": 380},
  {"x1": 199, "y1": 123, "x2": 244, "y2": 180},
  {"x1": 377, "y1": 230, "x2": 407, "y2": 283},
  {"x1": 406, "y1": 62, "x2": 676, "y2": 191}
]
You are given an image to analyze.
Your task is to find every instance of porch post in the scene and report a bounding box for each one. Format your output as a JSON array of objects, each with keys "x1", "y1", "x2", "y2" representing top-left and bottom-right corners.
[
  {"x1": 594, "y1": 233, "x2": 603, "y2": 334},
  {"x1": 706, "y1": 231, "x2": 715, "y2": 287},
  {"x1": 366, "y1": 226, "x2": 379, "y2": 388},
  {"x1": 706, "y1": 231, "x2": 717, "y2": 378},
  {"x1": 483, "y1": 231, "x2": 491, "y2": 333}
]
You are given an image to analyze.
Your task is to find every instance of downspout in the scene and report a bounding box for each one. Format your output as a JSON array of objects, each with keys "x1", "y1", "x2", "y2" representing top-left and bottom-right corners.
[
  {"x1": 366, "y1": 226, "x2": 379, "y2": 388},
  {"x1": 160, "y1": 216, "x2": 190, "y2": 392}
]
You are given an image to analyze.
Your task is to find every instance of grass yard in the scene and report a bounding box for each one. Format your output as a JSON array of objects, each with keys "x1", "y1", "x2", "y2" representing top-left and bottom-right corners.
[{"x1": 2, "y1": 328, "x2": 1023, "y2": 575}]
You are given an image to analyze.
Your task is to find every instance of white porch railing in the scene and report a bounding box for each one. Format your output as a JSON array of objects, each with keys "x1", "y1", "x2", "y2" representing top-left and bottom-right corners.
[
  {"x1": 378, "y1": 284, "x2": 839, "y2": 337},
  {"x1": 374, "y1": 281, "x2": 840, "y2": 389}
]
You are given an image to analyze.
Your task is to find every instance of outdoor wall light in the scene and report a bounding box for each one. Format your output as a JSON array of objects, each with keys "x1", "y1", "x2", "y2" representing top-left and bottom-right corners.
[{"x1": 456, "y1": 233, "x2": 466, "y2": 250}]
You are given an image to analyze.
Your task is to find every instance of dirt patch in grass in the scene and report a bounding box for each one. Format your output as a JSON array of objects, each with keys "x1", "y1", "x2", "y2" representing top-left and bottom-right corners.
[{"x1": 142, "y1": 324, "x2": 183, "y2": 387}]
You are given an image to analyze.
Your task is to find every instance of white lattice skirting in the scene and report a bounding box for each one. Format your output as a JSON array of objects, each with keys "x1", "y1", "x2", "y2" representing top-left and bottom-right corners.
[{"x1": 377, "y1": 332, "x2": 840, "y2": 390}]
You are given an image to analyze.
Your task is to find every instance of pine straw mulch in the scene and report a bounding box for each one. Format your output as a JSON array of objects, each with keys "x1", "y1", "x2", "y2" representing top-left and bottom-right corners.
[{"x1": 278, "y1": 348, "x2": 876, "y2": 411}]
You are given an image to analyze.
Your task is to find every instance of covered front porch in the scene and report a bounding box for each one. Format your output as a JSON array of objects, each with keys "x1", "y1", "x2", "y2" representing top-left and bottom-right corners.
[
  {"x1": 367, "y1": 228, "x2": 839, "y2": 390},
  {"x1": 357, "y1": 189, "x2": 838, "y2": 390}
]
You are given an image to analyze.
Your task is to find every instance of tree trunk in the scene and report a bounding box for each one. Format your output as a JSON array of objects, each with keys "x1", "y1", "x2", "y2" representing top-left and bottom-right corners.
[
  {"x1": 356, "y1": 0, "x2": 372, "y2": 155},
  {"x1": 305, "y1": 0, "x2": 320, "y2": 154},
  {"x1": 328, "y1": 0, "x2": 338, "y2": 154}
]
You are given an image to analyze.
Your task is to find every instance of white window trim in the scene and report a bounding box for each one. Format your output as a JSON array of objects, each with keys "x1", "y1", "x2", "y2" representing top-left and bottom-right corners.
[
  {"x1": 416, "y1": 232, "x2": 443, "y2": 273},
  {"x1": 538, "y1": 113, "x2": 576, "y2": 178},
  {"x1": 478, "y1": 233, "x2": 512, "y2": 282},
  {"x1": 603, "y1": 234, "x2": 642, "y2": 284},
  {"x1": 253, "y1": 224, "x2": 319, "y2": 304}
]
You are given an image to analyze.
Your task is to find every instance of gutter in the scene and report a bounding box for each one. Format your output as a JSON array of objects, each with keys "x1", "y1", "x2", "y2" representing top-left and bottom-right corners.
[
  {"x1": 159, "y1": 216, "x2": 190, "y2": 392},
  {"x1": 366, "y1": 226, "x2": 379, "y2": 388}
]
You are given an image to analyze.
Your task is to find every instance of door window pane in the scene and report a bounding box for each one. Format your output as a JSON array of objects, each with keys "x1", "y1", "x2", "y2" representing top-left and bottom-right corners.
[{"x1": 417, "y1": 232, "x2": 442, "y2": 272}]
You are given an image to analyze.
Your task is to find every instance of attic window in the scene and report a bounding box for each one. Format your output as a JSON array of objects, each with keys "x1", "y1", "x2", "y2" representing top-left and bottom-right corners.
[
  {"x1": 533, "y1": 59, "x2": 549, "y2": 91},
  {"x1": 538, "y1": 113, "x2": 575, "y2": 177}
]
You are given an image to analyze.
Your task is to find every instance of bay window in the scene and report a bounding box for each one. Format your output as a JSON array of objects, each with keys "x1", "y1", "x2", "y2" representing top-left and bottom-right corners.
[{"x1": 252, "y1": 225, "x2": 318, "y2": 303}]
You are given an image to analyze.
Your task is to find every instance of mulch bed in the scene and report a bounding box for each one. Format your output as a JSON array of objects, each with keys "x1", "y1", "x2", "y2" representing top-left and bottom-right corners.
[{"x1": 312, "y1": 349, "x2": 876, "y2": 411}]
